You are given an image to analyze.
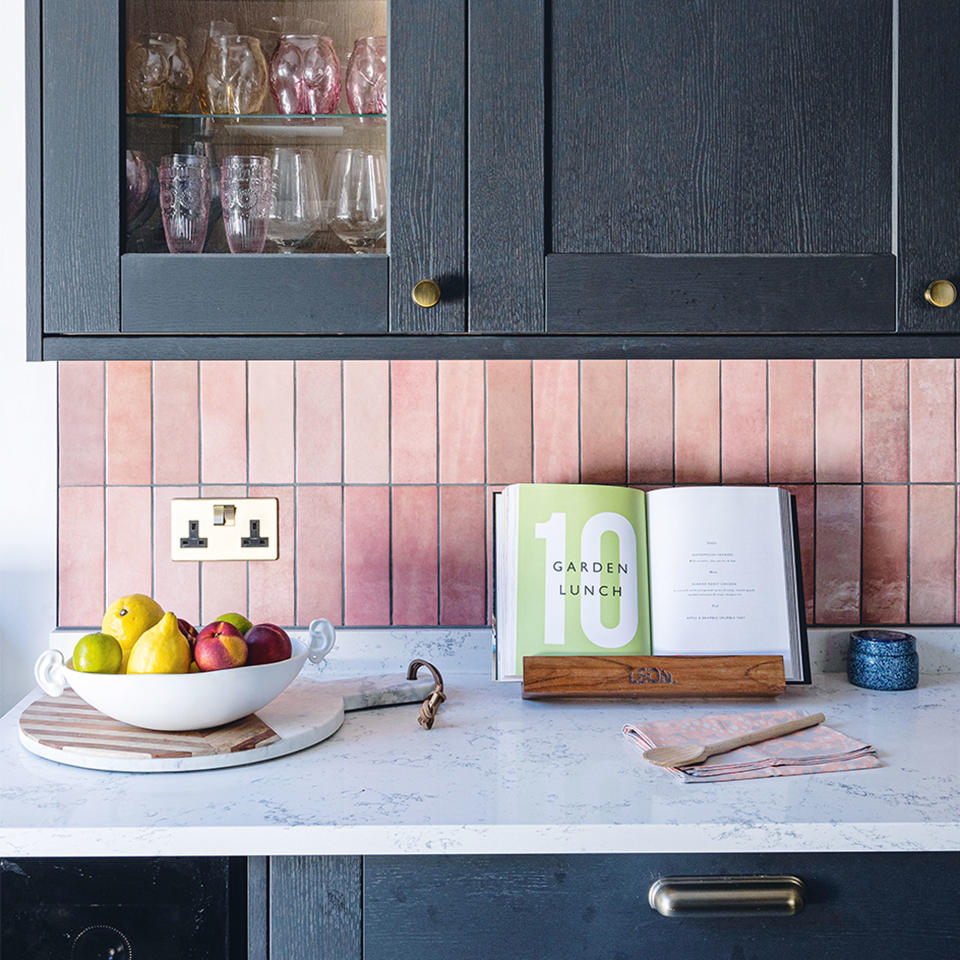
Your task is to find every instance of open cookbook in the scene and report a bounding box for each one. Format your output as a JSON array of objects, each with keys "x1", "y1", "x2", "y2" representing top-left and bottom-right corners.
[{"x1": 493, "y1": 484, "x2": 809, "y2": 683}]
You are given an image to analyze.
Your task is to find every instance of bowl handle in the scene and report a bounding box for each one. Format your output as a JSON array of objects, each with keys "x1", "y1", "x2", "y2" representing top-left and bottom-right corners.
[
  {"x1": 35, "y1": 649, "x2": 67, "y2": 697},
  {"x1": 307, "y1": 618, "x2": 336, "y2": 665}
]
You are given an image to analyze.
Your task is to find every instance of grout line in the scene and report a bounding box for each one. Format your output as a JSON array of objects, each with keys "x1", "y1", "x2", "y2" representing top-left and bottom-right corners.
[
  {"x1": 859, "y1": 359, "x2": 864, "y2": 624},
  {"x1": 102, "y1": 362, "x2": 107, "y2": 614},
  {"x1": 387, "y1": 362, "x2": 394, "y2": 625},
  {"x1": 340, "y1": 361, "x2": 346, "y2": 624},
  {"x1": 906, "y1": 361, "x2": 911, "y2": 623},
  {"x1": 149, "y1": 362, "x2": 156, "y2": 601},
  {"x1": 671, "y1": 359, "x2": 676, "y2": 485},
  {"x1": 812, "y1": 360, "x2": 818, "y2": 624},
  {"x1": 435, "y1": 362, "x2": 441, "y2": 625},
  {"x1": 292, "y1": 362, "x2": 298, "y2": 625},
  {"x1": 764, "y1": 360, "x2": 771, "y2": 484},
  {"x1": 245, "y1": 360, "x2": 251, "y2": 619},
  {"x1": 196, "y1": 361, "x2": 203, "y2": 621},
  {"x1": 577, "y1": 360, "x2": 582, "y2": 483},
  {"x1": 717, "y1": 360, "x2": 723, "y2": 484}
]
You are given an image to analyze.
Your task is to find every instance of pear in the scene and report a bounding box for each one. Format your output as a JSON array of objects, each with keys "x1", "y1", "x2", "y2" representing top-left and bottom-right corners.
[{"x1": 126, "y1": 611, "x2": 192, "y2": 674}]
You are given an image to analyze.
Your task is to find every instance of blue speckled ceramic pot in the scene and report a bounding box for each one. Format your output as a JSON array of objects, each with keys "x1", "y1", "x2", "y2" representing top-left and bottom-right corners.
[{"x1": 847, "y1": 629, "x2": 918, "y2": 691}]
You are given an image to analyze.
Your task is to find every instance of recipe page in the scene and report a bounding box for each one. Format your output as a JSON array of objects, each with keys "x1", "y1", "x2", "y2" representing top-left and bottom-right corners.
[{"x1": 645, "y1": 486, "x2": 793, "y2": 663}]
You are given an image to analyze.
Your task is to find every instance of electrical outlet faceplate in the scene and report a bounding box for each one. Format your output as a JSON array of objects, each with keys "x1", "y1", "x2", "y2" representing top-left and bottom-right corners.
[{"x1": 170, "y1": 498, "x2": 279, "y2": 561}]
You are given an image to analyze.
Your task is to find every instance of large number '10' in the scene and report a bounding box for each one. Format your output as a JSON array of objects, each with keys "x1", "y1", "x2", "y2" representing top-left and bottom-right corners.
[{"x1": 534, "y1": 511, "x2": 639, "y2": 649}]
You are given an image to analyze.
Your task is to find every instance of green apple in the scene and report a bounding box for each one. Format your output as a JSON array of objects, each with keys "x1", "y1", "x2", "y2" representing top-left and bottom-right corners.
[{"x1": 213, "y1": 612, "x2": 253, "y2": 636}]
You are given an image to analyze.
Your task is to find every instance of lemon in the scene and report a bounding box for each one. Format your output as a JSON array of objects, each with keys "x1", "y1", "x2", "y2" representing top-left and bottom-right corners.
[
  {"x1": 73, "y1": 633, "x2": 123, "y2": 674},
  {"x1": 127, "y1": 612, "x2": 192, "y2": 674},
  {"x1": 102, "y1": 594, "x2": 164, "y2": 672}
]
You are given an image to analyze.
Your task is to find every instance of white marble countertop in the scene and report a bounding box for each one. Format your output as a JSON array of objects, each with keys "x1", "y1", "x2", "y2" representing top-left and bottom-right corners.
[{"x1": 1, "y1": 628, "x2": 959, "y2": 857}]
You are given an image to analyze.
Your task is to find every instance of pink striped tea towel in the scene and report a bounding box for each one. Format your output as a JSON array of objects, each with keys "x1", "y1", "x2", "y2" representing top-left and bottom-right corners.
[{"x1": 623, "y1": 709, "x2": 881, "y2": 782}]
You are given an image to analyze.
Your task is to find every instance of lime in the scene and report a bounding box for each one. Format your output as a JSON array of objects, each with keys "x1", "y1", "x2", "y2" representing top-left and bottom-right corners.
[
  {"x1": 213, "y1": 612, "x2": 253, "y2": 635},
  {"x1": 73, "y1": 633, "x2": 123, "y2": 674}
]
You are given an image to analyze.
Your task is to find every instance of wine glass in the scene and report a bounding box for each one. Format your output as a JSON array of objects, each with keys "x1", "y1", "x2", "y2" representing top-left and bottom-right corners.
[
  {"x1": 266, "y1": 147, "x2": 324, "y2": 251},
  {"x1": 326, "y1": 148, "x2": 386, "y2": 252}
]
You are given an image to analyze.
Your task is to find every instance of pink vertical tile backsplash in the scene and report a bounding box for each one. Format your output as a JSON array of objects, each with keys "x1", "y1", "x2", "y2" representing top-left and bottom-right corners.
[{"x1": 58, "y1": 358, "x2": 960, "y2": 628}]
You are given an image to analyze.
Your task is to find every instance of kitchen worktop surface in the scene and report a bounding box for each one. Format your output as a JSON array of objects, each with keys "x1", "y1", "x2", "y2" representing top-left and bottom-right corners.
[{"x1": 1, "y1": 629, "x2": 958, "y2": 857}]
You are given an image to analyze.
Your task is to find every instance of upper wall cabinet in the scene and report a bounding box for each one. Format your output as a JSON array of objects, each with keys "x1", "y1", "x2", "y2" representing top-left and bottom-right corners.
[
  {"x1": 29, "y1": 0, "x2": 464, "y2": 359},
  {"x1": 27, "y1": 1, "x2": 960, "y2": 359},
  {"x1": 471, "y1": 0, "x2": 895, "y2": 339}
]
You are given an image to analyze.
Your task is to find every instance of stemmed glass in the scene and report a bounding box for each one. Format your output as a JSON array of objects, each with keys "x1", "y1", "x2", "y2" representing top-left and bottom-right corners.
[
  {"x1": 267, "y1": 147, "x2": 325, "y2": 251},
  {"x1": 326, "y1": 149, "x2": 386, "y2": 252}
]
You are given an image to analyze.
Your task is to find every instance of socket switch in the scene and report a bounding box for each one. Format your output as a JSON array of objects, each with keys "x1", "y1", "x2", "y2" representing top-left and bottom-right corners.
[{"x1": 171, "y1": 498, "x2": 279, "y2": 561}]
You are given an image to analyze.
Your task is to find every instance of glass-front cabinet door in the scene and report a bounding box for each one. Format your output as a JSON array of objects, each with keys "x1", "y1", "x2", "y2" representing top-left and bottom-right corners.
[{"x1": 34, "y1": 0, "x2": 464, "y2": 356}]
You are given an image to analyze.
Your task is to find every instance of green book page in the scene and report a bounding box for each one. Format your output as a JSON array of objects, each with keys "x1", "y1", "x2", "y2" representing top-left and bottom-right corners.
[{"x1": 512, "y1": 484, "x2": 651, "y2": 674}]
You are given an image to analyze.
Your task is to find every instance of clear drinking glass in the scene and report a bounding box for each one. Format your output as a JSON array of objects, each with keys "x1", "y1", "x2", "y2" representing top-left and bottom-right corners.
[
  {"x1": 126, "y1": 33, "x2": 195, "y2": 113},
  {"x1": 188, "y1": 19, "x2": 237, "y2": 68},
  {"x1": 326, "y1": 149, "x2": 386, "y2": 252},
  {"x1": 345, "y1": 36, "x2": 387, "y2": 114},
  {"x1": 221, "y1": 155, "x2": 272, "y2": 253},
  {"x1": 198, "y1": 35, "x2": 269, "y2": 115},
  {"x1": 158, "y1": 154, "x2": 211, "y2": 253},
  {"x1": 266, "y1": 147, "x2": 324, "y2": 251},
  {"x1": 269, "y1": 35, "x2": 341, "y2": 115}
]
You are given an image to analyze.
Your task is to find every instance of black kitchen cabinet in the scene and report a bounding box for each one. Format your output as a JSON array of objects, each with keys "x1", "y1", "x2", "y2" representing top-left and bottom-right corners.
[
  {"x1": 259, "y1": 853, "x2": 960, "y2": 960},
  {"x1": 27, "y1": 1, "x2": 960, "y2": 359}
]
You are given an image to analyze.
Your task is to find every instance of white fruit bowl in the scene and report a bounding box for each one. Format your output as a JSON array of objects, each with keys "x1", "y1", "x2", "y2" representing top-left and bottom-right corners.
[{"x1": 34, "y1": 638, "x2": 309, "y2": 731}]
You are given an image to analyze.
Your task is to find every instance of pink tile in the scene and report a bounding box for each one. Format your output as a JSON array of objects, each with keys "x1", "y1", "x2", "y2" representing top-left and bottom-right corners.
[
  {"x1": 910, "y1": 359, "x2": 956, "y2": 482},
  {"x1": 296, "y1": 485, "x2": 343, "y2": 626},
  {"x1": 58, "y1": 487, "x2": 105, "y2": 626},
  {"x1": 769, "y1": 361, "x2": 814, "y2": 482},
  {"x1": 720, "y1": 360, "x2": 767, "y2": 484},
  {"x1": 533, "y1": 360, "x2": 580, "y2": 483},
  {"x1": 296, "y1": 361, "x2": 342, "y2": 482},
  {"x1": 343, "y1": 361, "x2": 389, "y2": 483},
  {"x1": 153, "y1": 485, "x2": 200, "y2": 627},
  {"x1": 248, "y1": 361, "x2": 295, "y2": 483},
  {"x1": 153, "y1": 361, "x2": 199, "y2": 484},
  {"x1": 909, "y1": 485, "x2": 956, "y2": 622},
  {"x1": 862, "y1": 360, "x2": 908, "y2": 483},
  {"x1": 784, "y1": 484, "x2": 815, "y2": 624},
  {"x1": 581, "y1": 360, "x2": 626, "y2": 484},
  {"x1": 249, "y1": 485, "x2": 295, "y2": 625},
  {"x1": 674, "y1": 360, "x2": 720, "y2": 484},
  {"x1": 199, "y1": 485, "x2": 248, "y2": 624},
  {"x1": 392, "y1": 486, "x2": 439, "y2": 625},
  {"x1": 344, "y1": 486, "x2": 391, "y2": 624},
  {"x1": 59, "y1": 361, "x2": 104, "y2": 485},
  {"x1": 815, "y1": 360, "x2": 861, "y2": 483},
  {"x1": 814, "y1": 485, "x2": 861, "y2": 624},
  {"x1": 200, "y1": 361, "x2": 247, "y2": 483},
  {"x1": 439, "y1": 361, "x2": 485, "y2": 483},
  {"x1": 627, "y1": 359, "x2": 673, "y2": 485},
  {"x1": 486, "y1": 360, "x2": 533, "y2": 484},
  {"x1": 861, "y1": 485, "x2": 908, "y2": 624},
  {"x1": 391, "y1": 360, "x2": 437, "y2": 483},
  {"x1": 106, "y1": 361, "x2": 152, "y2": 484},
  {"x1": 105, "y1": 486, "x2": 153, "y2": 603},
  {"x1": 439, "y1": 485, "x2": 486, "y2": 625}
]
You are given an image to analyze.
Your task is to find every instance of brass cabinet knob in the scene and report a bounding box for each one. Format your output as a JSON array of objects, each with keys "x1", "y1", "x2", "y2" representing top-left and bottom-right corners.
[
  {"x1": 412, "y1": 279, "x2": 441, "y2": 308},
  {"x1": 924, "y1": 279, "x2": 957, "y2": 308}
]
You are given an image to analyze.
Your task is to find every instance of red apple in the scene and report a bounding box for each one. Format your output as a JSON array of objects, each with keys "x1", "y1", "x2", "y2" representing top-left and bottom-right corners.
[
  {"x1": 176, "y1": 617, "x2": 198, "y2": 648},
  {"x1": 194, "y1": 620, "x2": 247, "y2": 671},
  {"x1": 244, "y1": 623, "x2": 292, "y2": 666}
]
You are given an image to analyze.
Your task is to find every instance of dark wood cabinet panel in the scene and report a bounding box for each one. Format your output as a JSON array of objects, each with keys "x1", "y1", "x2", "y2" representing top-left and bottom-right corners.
[
  {"x1": 388, "y1": 0, "x2": 466, "y2": 334},
  {"x1": 269, "y1": 856, "x2": 362, "y2": 960},
  {"x1": 899, "y1": 0, "x2": 960, "y2": 332},
  {"x1": 365, "y1": 853, "x2": 960, "y2": 960},
  {"x1": 551, "y1": 0, "x2": 891, "y2": 257},
  {"x1": 41, "y1": 0, "x2": 119, "y2": 335}
]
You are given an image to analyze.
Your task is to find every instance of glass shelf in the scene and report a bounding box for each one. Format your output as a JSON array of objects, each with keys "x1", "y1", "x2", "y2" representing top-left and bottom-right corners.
[
  {"x1": 126, "y1": 112, "x2": 386, "y2": 140},
  {"x1": 127, "y1": 112, "x2": 386, "y2": 121}
]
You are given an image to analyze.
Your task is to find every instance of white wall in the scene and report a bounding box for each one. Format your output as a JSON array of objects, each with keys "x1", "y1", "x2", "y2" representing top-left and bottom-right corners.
[{"x1": 0, "y1": 0, "x2": 58, "y2": 712}]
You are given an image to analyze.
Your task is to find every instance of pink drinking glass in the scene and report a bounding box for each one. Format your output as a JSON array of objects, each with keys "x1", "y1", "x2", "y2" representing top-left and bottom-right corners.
[
  {"x1": 345, "y1": 36, "x2": 387, "y2": 114},
  {"x1": 158, "y1": 154, "x2": 211, "y2": 253},
  {"x1": 220, "y1": 155, "x2": 272, "y2": 253},
  {"x1": 269, "y1": 35, "x2": 341, "y2": 115}
]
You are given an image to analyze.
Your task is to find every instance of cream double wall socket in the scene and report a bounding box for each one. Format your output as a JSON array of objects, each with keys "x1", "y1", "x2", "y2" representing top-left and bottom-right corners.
[{"x1": 170, "y1": 498, "x2": 279, "y2": 561}]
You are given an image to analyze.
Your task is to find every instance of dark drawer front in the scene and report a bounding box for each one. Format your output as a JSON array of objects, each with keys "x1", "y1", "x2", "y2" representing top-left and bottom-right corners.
[{"x1": 364, "y1": 853, "x2": 960, "y2": 960}]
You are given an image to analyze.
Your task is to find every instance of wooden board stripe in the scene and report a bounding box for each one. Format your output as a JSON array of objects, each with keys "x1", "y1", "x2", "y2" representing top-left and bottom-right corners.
[{"x1": 19, "y1": 694, "x2": 280, "y2": 759}]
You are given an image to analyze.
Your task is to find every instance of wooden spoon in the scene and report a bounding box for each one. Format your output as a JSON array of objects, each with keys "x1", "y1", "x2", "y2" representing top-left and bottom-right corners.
[{"x1": 642, "y1": 712, "x2": 826, "y2": 768}]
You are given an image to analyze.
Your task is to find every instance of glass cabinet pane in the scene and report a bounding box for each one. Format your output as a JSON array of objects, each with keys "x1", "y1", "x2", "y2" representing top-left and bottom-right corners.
[{"x1": 124, "y1": 1, "x2": 387, "y2": 255}]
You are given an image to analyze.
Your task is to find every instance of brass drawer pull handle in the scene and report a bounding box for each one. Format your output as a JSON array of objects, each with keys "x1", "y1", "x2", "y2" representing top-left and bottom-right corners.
[
  {"x1": 649, "y1": 875, "x2": 805, "y2": 918},
  {"x1": 925, "y1": 280, "x2": 957, "y2": 308},
  {"x1": 412, "y1": 279, "x2": 441, "y2": 308}
]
